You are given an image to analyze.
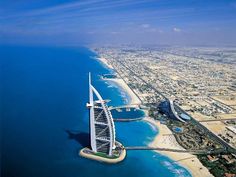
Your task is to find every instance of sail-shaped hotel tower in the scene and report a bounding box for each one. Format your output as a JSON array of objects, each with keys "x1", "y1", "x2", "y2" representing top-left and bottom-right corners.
[
  {"x1": 80, "y1": 73, "x2": 125, "y2": 163},
  {"x1": 86, "y1": 73, "x2": 116, "y2": 156}
]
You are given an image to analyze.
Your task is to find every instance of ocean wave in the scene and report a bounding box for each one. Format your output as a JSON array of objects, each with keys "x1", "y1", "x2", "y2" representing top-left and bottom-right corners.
[
  {"x1": 145, "y1": 122, "x2": 158, "y2": 132},
  {"x1": 162, "y1": 161, "x2": 191, "y2": 177}
]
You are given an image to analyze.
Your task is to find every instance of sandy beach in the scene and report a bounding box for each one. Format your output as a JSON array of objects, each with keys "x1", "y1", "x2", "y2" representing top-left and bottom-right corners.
[
  {"x1": 97, "y1": 57, "x2": 114, "y2": 69},
  {"x1": 105, "y1": 78, "x2": 142, "y2": 105},
  {"x1": 144, "y1": 117, "x2": 213, "y2": 177},
  {"x1": 96, "y1": 56, "x2": 141, "y2": 105}
]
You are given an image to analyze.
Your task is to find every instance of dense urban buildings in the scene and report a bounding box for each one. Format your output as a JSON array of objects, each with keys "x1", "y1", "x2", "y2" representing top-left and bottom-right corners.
[
  {"x1": 94, "y1": 46, "x2": 236, "y2": 149},
  {"x1": 93, "y1": 46, "x2": 236, "y2": 176}
]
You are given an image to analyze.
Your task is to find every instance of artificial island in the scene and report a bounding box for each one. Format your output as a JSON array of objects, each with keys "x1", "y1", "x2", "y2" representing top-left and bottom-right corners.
[{"x1": 79, "y1": 73, "x2": 126, "y2": 163}]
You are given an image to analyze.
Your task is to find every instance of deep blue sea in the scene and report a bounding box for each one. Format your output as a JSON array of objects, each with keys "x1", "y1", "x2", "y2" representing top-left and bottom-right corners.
[{"x1": 1, "y1": 46, "x2": 192, "y2": 177}]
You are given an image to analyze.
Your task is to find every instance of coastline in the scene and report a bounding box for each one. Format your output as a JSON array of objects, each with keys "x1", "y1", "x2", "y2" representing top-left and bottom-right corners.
[
  {"x1": 105, "y1": 78, "x2": 142, "y2": 105},
  {"x1": 97, "y1": 57, "x2": 114, "y2": 69},
  {"x1": 144, "y1": 117, "x2": 213, "y2": 177},
  {"x1": 96, "y1": 56, "x2": 141, "y2": 105},
  {"x1": 96, "y1": 56, "x2": 212, "y2": 177}
]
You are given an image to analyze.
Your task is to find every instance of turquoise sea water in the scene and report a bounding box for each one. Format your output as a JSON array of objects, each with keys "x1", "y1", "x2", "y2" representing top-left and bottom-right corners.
[
  {"x1": 1, "y1": 46, "x2": 192, "y2": 177},
  {"x1": 111, "y1": 108, "x2": 145, "y2": 119}
]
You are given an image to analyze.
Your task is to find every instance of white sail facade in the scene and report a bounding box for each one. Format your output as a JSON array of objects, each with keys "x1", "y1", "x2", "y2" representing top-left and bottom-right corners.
[{"x1": 86, "y1": 73, "x2": 116, "y2": 156}]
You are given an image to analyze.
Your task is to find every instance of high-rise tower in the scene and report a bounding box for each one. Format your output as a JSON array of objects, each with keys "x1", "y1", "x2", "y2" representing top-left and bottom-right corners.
[
  {"x1": 79, "y1": 73, "x2": 126, "y2": 163},
  {"x1": 86, "y1": 73, "x2": 116, "y2": 156}
]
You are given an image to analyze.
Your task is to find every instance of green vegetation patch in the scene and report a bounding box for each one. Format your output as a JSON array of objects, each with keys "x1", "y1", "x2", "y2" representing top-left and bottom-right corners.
[
  {"x1": 93, "y1": 152, "x2": 119, "y2": 159},
  {"x1": 198, "y1": 154, "x2": 236, "y2": 177}
]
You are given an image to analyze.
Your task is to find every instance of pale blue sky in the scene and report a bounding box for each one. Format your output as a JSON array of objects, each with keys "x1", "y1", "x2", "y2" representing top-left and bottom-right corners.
[{"x1": 1, "y1": 0, "x2": 236, "y2": 46}]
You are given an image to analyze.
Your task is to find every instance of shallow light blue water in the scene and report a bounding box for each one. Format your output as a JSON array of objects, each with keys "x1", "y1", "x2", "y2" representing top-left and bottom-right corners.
[{"x1": 1, "y1": 45, "x2": 191, "y2": 177}]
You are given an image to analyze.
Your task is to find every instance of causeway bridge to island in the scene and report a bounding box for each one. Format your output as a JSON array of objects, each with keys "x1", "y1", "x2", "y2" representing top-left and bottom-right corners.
[
  {"x1": 113, "y1": 117, "x2": 143, "y2": 122},
  {"x1": 108, "y1": 104, "x2": 140, "y2": 110},
  {"x1": 124, "y1": 146, "x2": 225, "y2": 155}
]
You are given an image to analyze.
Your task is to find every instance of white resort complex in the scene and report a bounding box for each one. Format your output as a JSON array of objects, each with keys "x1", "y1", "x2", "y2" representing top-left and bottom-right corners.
[{"x1": 79, "y1": 73, "x2": 126, "y2": 163}]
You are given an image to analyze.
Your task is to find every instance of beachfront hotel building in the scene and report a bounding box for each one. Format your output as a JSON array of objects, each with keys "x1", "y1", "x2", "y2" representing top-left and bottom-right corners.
[
  {"x1": 159, "y1": 99, "x2": 190, "y2": 122},
  {"x1": 86, "y1": 73, "x2": 116, "y2": 156}
]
